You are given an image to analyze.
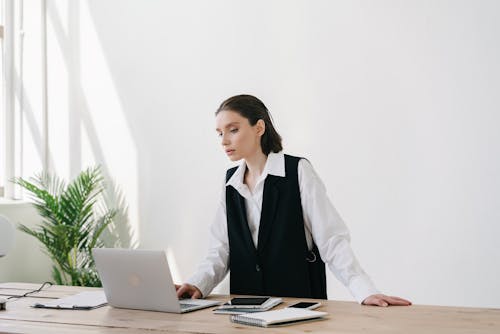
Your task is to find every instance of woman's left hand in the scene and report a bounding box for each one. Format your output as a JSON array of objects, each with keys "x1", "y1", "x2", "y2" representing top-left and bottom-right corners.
[{"x1": 362, "y1": 294, "x2": 412, "y2": 307}]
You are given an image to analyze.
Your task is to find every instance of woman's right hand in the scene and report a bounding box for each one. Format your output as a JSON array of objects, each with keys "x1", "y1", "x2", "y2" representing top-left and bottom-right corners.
[{"x1": 175, "y1": 283, "x2": 202, "y2": 299}]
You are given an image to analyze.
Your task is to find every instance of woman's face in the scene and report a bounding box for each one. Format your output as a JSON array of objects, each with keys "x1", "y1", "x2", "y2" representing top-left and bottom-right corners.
[{"x1": 215, "y1": 110, "x2": 264, "y2": 161}]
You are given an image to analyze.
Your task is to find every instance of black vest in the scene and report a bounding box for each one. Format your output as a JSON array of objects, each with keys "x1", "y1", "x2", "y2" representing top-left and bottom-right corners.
[{"x1": 225, "y1": 154, "x2": 327, "y2": 299}]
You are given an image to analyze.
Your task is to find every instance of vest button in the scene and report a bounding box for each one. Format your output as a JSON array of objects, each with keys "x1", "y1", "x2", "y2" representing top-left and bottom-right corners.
[{"x1": 255, "y1": 264, "x2": 261, "y2": 272}]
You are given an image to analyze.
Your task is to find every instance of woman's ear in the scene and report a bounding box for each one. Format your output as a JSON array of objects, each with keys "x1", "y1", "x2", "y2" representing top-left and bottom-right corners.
[{"x1": 256, "y1": 119, "x2": 266, "y2": 137}]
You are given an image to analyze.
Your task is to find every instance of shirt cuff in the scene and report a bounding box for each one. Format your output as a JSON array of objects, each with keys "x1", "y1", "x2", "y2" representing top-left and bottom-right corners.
[
  {"x1": 348, "y1": 274, "x2": 380, "y2": 304},
  {"x1": 185, "y1": 274, "x2": 212, "y2": 298}
]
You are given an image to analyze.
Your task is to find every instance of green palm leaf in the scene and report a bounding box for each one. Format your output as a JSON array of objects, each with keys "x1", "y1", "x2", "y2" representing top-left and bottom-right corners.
[{"x1": 13, "y1": 166, "x2": 117, "y2": 287}]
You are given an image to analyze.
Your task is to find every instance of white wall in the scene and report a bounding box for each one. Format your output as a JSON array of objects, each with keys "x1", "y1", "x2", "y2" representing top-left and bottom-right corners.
[
  {"x1": 0, "y1": 201, "x2": 52, "y2": 283},
  {"x1": 1, "y1": 0, "x2": 499, "y2": 308}
]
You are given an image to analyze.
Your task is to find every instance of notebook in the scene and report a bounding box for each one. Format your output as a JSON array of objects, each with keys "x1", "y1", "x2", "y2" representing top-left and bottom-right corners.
[
  {"x1": 230, "y1": 308, "x2": 328, "y2": 327},
  {"x1": 33, "y1": 291, "x2": 108, "y2": 310}
]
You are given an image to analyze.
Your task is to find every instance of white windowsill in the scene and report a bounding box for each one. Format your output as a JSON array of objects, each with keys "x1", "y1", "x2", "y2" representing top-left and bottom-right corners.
[{"x1": 0, "y1": 198, "x2": 31, "y2": 207}]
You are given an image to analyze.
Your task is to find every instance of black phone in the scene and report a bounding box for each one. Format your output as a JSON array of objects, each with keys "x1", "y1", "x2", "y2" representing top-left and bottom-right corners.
[
  {"x1": 230, "y1": 297, "x2": 270, "y2": 305},
  {"x1": 287, "y1": 301, "x2": 321, "y2": 310}
]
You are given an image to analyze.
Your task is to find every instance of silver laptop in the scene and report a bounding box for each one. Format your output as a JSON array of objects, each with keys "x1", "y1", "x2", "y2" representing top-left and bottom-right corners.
[{"x1": 92, "y1": 248, "x2": 220, "y2": 313}]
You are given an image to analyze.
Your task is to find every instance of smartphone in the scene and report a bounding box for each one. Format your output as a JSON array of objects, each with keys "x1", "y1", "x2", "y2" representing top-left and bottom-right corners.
[
  {"x1": 287, "y1": 301, "x2": 322, "y2": 310},
  {"x1": 230, "y1": 297, "x2": 269, "y2": 306}
]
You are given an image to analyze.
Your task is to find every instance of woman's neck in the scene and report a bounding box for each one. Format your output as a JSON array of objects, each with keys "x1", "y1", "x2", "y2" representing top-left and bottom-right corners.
[{"x1": 244, "y1": 151, "x2": 268, "y2": 180}]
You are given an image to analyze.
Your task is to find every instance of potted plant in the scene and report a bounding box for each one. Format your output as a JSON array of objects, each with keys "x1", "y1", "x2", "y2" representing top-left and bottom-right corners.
[{"x1": 13, "y1": 166, "x2": 116, "y2": 287}]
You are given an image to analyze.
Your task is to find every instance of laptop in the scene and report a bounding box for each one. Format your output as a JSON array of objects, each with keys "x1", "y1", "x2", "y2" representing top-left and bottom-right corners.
[{"x1": 92, "y1": 248, "x2": 220, "y2": 313}]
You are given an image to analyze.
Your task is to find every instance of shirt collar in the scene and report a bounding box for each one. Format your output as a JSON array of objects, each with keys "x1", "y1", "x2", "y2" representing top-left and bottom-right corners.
[{"x1": 226, "y1": 151, "x2": 286, "y2": 188}]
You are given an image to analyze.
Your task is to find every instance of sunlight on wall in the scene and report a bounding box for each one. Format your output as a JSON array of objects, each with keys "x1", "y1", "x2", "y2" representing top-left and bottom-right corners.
[
  {"x1": 50, "y1": 0, "x2": 69, "y2": 35},
  {"x1": 78, "y1": 1, "x2": 139, "y2": 245},
  {"x1": 166, "y1": 247, "x2": 182, "y2": 284},
  {"x1": 20, "y1": 0, "x2": 44, "y2": 179},
  {"x1": 46, "y1": 34, "x2": 69, "y2": 177}
]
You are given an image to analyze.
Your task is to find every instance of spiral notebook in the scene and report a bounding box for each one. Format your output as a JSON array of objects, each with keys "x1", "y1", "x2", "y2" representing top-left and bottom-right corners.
[{"x1": 230, "y1": 308, "x2": 328, "y2": 327}]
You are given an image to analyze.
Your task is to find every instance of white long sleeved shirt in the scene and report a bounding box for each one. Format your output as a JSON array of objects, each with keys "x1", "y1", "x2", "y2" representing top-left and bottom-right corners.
[{"x1": 187, "y1": 151, "x2": 379, "y2": 303}]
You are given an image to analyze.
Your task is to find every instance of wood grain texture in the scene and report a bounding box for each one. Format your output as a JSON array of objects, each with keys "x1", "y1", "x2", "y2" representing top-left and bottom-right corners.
[{"x1": 0, "y1": 283, "x2": 499, "y2": 333}]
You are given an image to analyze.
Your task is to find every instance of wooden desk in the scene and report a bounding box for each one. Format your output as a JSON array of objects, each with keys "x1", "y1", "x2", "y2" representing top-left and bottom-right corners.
[{"x1": 1, "y1": 282, "x2": 499, "y2": 333}]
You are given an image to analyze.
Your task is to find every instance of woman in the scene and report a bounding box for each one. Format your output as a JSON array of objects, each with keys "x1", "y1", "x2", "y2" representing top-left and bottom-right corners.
[{"x1": 176, "y1": 95, "x2": 411, "y2": 307}]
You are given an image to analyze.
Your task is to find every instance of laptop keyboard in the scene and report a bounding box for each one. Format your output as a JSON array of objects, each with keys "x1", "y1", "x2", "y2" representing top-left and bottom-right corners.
[{"x1": 180, "y1": 303, "x2": 198, "y2": 310}]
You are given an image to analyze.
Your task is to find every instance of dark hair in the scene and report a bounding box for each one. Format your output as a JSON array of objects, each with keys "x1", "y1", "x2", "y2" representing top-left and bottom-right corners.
[{"x1": 216, "y1": 95, "x2": 283, "y2": 155}]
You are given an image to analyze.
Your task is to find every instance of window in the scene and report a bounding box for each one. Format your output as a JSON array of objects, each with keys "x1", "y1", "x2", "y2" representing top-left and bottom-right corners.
[
  {"x1": 1, "y1": 0, "x2": 32, "y2": 200},
  {"x1": 0, "y1": 0, "x2": 7, "y2": 198}
]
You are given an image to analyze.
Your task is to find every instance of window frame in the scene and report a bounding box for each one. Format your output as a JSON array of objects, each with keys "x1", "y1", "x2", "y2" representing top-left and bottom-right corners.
[{"x1": 1, "y1": 0, "x2": 23, "y2": 200}]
